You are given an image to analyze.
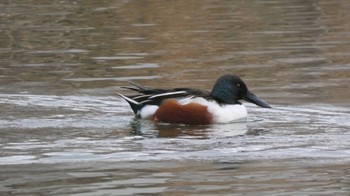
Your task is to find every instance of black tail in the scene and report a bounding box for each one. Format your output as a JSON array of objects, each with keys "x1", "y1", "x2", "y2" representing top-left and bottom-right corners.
[{"x1": 117, "y1": 93, "x2": 142, "y2": 115}]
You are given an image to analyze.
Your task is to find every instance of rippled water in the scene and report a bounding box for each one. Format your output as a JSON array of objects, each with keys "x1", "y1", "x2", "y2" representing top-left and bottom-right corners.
[{"x1": 1, "y1": 0, "x2": 350, "y2": 195}]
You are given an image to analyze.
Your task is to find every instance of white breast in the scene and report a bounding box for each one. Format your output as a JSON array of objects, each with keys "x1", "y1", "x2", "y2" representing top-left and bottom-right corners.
[
  {"x1": 178, "y1": 97, "x2": 248, "y2": 123},
  {"x1": 208, "y1": 103, "x2": 247, "y2": 123}
]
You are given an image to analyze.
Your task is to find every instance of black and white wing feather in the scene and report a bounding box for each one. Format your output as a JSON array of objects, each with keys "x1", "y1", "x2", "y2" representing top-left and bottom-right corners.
[{"x1": 118, "y1": 82, "x2": 210, "y2": 115}]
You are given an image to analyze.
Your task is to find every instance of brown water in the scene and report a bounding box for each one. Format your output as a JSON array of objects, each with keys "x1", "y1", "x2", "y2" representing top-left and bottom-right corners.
[{"x1": 1, "y1": 0, "x2": 350, "y2": 195}]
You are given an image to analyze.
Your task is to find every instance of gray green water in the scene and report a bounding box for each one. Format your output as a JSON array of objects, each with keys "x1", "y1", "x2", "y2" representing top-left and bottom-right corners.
[{"x1": 1, "y1": 0, "x2": 350, "y2": 195}]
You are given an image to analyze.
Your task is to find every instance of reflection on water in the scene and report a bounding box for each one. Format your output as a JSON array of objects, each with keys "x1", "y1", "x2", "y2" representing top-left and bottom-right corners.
[{"x1": 1, "y1": 0, "x2": 350, "y2": 195}]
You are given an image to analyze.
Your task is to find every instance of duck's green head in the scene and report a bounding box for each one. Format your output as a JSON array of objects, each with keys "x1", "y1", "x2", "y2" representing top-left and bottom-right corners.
[{"x1": 210, "y1": 74, "x2": 271, "y2": 108}]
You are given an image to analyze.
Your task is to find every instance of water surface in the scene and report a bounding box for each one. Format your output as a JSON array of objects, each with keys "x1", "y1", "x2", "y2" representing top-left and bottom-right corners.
[{"x1": 1, "y1": 0, "x2": 350, "y2": 195}]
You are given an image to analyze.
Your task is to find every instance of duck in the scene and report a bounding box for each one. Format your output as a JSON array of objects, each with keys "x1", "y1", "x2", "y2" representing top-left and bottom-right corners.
[{"x1": 118, "y1": 74, "x2": 271, "y2": 125}]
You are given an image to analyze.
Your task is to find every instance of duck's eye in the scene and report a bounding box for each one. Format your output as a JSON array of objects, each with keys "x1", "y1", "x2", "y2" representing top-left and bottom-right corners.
[{"x1": 236, "y1": 83, "x2": 241, "y2": 88}]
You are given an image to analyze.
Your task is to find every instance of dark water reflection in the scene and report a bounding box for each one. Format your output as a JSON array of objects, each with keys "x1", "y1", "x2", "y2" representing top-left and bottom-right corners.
[{"x1": 1, "y1": 0, "x2": 350, "y2": 195}]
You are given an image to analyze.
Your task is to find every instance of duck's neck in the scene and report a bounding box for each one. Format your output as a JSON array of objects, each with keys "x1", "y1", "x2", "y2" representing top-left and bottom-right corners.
[{"x1": 210, "y1": 87, "x2": 238, "y2": 104}]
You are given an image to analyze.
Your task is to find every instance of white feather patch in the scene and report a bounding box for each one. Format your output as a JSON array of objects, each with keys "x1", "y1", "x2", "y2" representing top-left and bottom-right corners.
[
  {"x1": 139, "y1": 105, "x2": 159, "y2": 119},
  {"x1": 208, "y1": 104, "x2": 247, "y2": 123},
  {"x1": 178, "y1": 97, "x2": 247, "y2": 123},
  {"x1": 149, "y1": 91, "x2": 187, "y2": 99}
]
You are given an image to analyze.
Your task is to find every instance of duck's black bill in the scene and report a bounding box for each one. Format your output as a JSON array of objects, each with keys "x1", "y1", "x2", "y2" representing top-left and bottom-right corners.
[{"x1": 244, "y1": 91, "x2": 271, "y2": 108}]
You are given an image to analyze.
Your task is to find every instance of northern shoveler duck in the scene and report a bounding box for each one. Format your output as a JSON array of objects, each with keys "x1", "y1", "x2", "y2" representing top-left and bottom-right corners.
[{"x1": 118, "y1": 74, "x2": 271, "y2": 125}]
